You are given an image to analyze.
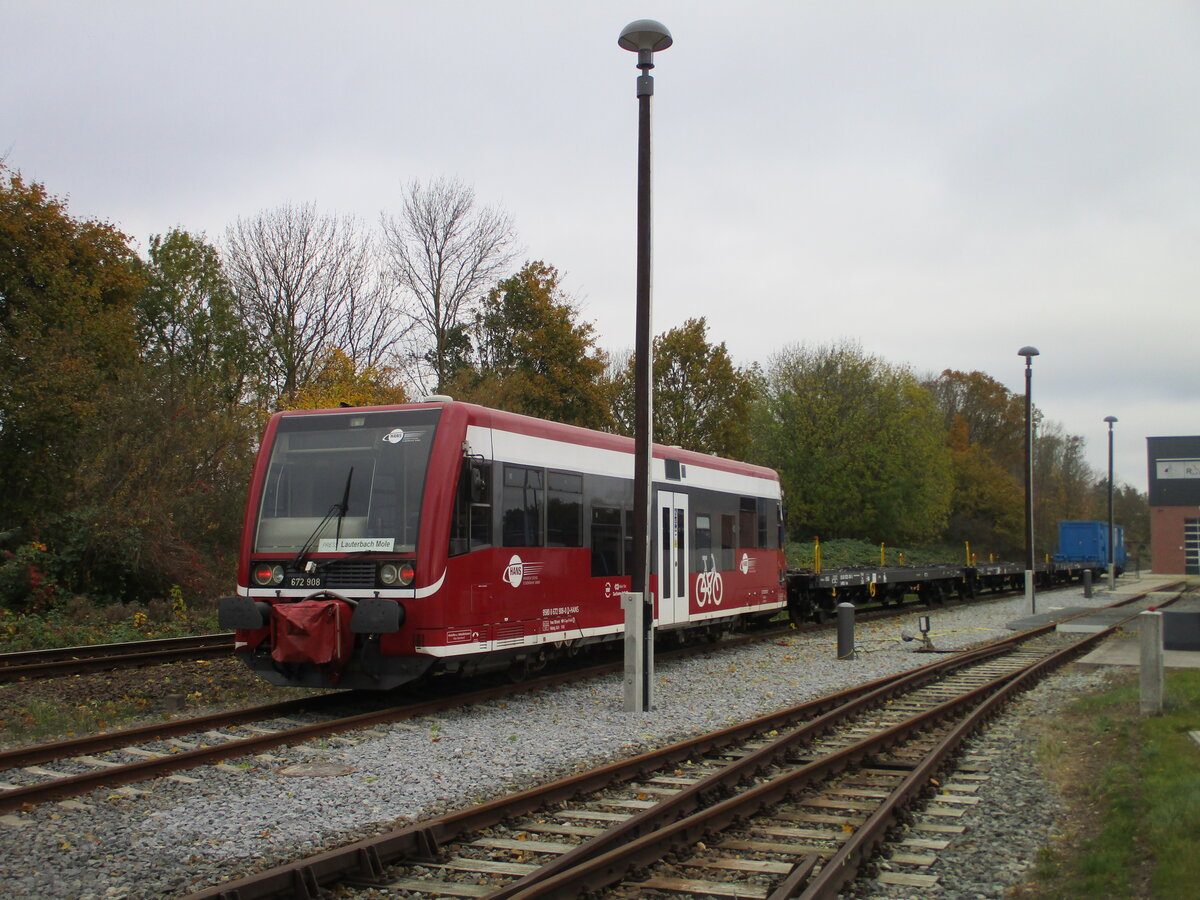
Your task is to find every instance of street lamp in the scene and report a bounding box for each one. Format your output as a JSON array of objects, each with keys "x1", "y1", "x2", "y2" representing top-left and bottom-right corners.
[
  {"x1": 1018, "y1": 346, "x2": 1039, "y2": 614},
  {"x1": 619, "y1": 18, "x2": 672, "y2": 713},
  {"x1": 1105, "y1": 415, "x2": 1118, "y2": 590}
]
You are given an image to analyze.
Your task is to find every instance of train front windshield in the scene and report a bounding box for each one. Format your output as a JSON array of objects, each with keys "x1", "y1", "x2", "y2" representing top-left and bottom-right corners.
[{"x1": 254, "y1": 409, "x2": 440, "y2": 554}]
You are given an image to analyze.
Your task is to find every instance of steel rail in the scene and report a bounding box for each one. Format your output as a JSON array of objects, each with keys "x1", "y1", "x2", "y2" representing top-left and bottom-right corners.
[
  {"x1": 484, "y1": 641, "x2": 1020, "y2": 900},
  {"x1": 499, "y1": 645, "x2": 1068, "y2": 897},
  {"x1": 0, "y1": 633, "x2": 233, "y2": 666},
  {"x1": 176, "y1": 654, "x2": 970, "y2": 900},
  {"x1": 0, "y1": 656, "x2": 619, "y2": 815},
  {"x1": 0, "y1": 694, "x2": 352, "y2": 770},
  {"x1": 0, "y1": 622, "x2": 784, "y2": 772},
  {"x1": 0, "y1": 629, "x2": 791, "y2": 815},
  {"x1": 0, "y1": 633, "x2": 234, "y2": 682},
  {"x1": 793, "y1": 619, "x2": 1122, "y2": 899},
  {"x1": 174, "y1": 581, "x2": 1182, "y2": 900},
  {"x1": 509, "y1": 588, "x2": 1183, "y2": 900},
  {"x1": 471, "y1": 580, "x2": 1187, "y2": 899},
  {"x1": 504, "y1": 611, "x2": 1152, "y2": 899}
]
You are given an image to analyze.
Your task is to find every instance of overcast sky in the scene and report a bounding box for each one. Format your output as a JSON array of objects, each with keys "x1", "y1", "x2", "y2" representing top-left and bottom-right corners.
[{"x1": 4, "y1": 1, "x2": 1197, "y2": 492}]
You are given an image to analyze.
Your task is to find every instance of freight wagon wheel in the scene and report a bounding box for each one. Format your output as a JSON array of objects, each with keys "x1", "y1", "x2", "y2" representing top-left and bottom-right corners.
[{"x1": 919, "y1": 583, "x2": 945, "y2": 606}]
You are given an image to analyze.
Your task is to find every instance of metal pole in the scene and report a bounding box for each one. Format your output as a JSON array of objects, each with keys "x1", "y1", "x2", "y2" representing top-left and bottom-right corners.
[
  {"x1": 621, "y1": 591, "x2": 646, "y2": 710},
  {"x1": 630, "y1": 71, "x2": 655, "y2": 712},
  {"x1": 1023, "y1": 354, "x2": 1036, "y2": 614},
  {"x1": 619, "y1": 20, "x2": 672, "y2": 710},
  {"x1": 836, "y1": 603, "x2": 856, "y2": 659},
  {"x1": 1107, "y1": 417, "x2": 1116, "y2": 590},
  {"x1": 1139, "y1": 609, "x2": 1164, "y2": 716}
]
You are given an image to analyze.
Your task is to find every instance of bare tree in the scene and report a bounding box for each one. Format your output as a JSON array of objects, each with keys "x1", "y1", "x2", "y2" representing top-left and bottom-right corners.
[
  {"x1": 223, "y1": 203, "x2": 403, "y2": 408},
  {"x1": 381, "y1": 178, "x2": 517, "y2": 393}
]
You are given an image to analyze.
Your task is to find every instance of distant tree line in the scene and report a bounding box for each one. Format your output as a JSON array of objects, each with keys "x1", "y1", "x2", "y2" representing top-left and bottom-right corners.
[{"x1": 0, "y1": 165, "x2": 1148, "y2": 609}]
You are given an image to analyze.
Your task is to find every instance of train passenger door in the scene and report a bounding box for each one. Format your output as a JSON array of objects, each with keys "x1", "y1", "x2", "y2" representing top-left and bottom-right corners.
[{"x1": 656, "y1": 491, "x2": 690, "y2": 625}]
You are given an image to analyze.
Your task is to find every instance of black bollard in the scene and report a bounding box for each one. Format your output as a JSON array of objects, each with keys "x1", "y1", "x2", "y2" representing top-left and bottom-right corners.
[
  {"x1": 1083, "y1": 569, "x2": 1093, "y2": 599},
  {"x1": 837, "y1": 602, "x2": 856, "y2": 660}
]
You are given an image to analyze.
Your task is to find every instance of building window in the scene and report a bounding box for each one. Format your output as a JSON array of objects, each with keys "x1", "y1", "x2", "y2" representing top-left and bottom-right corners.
[{"x1": 1186, "y1": 518, "x2": 1200, "y2": 575}]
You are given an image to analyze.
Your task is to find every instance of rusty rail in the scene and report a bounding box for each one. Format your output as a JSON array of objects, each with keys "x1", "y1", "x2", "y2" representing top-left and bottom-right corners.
[{"x1": 0, "y1": 633, "x2": 234, "y2": 682}]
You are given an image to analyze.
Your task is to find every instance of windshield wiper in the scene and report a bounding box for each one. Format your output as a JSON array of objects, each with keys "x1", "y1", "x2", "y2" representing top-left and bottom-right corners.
[
  {"x1": 293, "y1": 467, "x2": 354, "y2": 571},
  {"x1": 333, "y1": 466, "x2": 354, "y2": 547}
]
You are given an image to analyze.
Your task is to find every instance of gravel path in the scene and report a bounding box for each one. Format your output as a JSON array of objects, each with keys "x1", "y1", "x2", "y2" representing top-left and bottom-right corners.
[{"x1": 0, "y1": 576, "x2": 1175, "y2": 899}]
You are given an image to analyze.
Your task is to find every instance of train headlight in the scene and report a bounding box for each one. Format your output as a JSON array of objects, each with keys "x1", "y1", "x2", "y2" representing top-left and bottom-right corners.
[
  {"x1": 379, "y1": 563, "x2": 399, "y2": 585},
  {"x1": 252, "y1": 563, "x2": 284, "y2": 586},
  {"x1": 398, "y1": 563, "x2": 415, "y2": 586}
]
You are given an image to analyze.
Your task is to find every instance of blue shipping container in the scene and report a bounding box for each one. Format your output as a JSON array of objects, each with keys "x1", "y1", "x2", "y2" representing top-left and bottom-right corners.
[{"x1": 1053, "y1": 520, "x2": 1126, "y2": 568}]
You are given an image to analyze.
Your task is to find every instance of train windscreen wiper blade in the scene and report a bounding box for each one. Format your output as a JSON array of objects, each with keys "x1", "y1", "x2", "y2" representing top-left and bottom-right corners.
[
  {"x1": 333, "y1": 466, "x2": 354, "y2": 548},
  {"x1": 293, "y1": 467, "x2": 354, "y2": 571}
]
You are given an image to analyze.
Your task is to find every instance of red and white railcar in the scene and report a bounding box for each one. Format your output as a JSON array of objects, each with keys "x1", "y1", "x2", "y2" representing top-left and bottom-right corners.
[{"x1": 220, "y1": 399, "x2": 786, "y2": 689}]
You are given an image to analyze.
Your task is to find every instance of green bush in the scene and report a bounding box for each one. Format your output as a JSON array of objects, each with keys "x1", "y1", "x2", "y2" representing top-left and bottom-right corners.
[
  {"x1": 0, "y1": 541, "x2": 64, "y2": 611},
  {"x1": 0, "y1": 508, "x2": 236, "y2": 613}
]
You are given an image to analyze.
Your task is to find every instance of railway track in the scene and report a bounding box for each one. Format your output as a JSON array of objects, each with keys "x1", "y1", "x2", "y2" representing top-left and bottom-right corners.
[
  {"x1": 0, "y1": 584, "x2": 1031, "y2": 815},
  {"x1": 0, "y1": 622, "x2": 796, "y2": 815},
  {"x1": 175, "y1": 582, "x2": 1180, "y2": 900},
  {"x1": 0, "y1": 657, "x2": 622, "y2": 816},
  {"x1": 0, "y1": 574, "x2": 1028, "y2": 687},
  {"x1": 0, "y1": 632, "x2": 234, "y2": 683}
]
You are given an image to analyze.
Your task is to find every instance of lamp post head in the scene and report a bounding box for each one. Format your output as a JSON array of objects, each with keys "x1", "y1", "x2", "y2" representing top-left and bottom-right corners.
[
  {"x1": 1017, "y1": 346, "x2": 1040, "y2": 359},
  {"x1": 1104, "y1": 415, "x2": 1118, "y2": 425},
  {"x1": 619, "y1": 19, "x2": 673, "y2": 69}
]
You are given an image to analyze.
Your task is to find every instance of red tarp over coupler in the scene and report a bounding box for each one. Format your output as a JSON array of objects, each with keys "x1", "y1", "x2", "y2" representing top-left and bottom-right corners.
[{"x1": 271, "y1": 599, "x2": 354, "y2": 667}]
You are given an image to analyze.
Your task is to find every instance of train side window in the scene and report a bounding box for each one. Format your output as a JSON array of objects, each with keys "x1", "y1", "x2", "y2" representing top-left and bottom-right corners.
[
  {"x1": 739, "y1": 498, "x2": 756, "y2": 550},
  {"x1": 720, "y1": 513, "x2": 736, "y2": 570},
  {"x1": 470, "y1": 464, "x2": 492, "y2": 550},
  {"x1": 450, "y1": 461, "x2": 492, "y2": 556},
  {"x1": 756, "y1": 498, "x2": 770, "y2": 549},
  {"x1": 695, "y1": 514, "x2": 712, "y2": 570},
  {"x1": 547, "y1": 471, "x2": 583, "y2": 547},
  {"x1": 591, "y1": 506, "x2": 622, "y2": 576},
  {"x1": 502, "y1": 465, "x2": 544, "y2": 547}
]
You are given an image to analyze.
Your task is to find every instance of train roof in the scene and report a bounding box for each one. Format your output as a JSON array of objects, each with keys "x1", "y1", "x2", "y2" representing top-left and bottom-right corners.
[{"x1": 271, "y1": 399, "x2": 779, "y2": 483}]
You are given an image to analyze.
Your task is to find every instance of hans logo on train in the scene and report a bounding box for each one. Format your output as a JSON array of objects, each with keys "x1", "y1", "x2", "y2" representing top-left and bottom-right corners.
[
  {"x1": 502, "y1": 555, "x2": 525, "y2": 587},
  {"x1": 501, "y1": 555, "x2": 543, "y2": 588}
]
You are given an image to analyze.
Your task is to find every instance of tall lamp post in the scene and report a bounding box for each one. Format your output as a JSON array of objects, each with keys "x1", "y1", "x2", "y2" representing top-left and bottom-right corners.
[
  {"x1": 619, "y1": 19, "x2": 672, "y2": 712},
  {"x1": 1018, "y1": 346, "x2": 1040, "y2": 614},
  {"x1": 1105, "y1": 415, "x2": 1118, "y2": 590}
]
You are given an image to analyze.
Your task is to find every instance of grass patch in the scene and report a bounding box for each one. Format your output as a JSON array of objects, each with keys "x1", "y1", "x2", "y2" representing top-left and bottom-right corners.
[
  {"x1": 0, "y1": 656, "x2": 314, "y2": 749},
  {"x1": 1015, "y1": 669, "x2": 1200, "y2": 899},
  {"x1": 0, "y1": 593, "x2": 221, "y2": 652},
  {"x1": 4, "y1": 696, "x2": 144, "y2": 744},
  {"x1": 786, "y1": 538, "x2": 969, "y2": 570}
]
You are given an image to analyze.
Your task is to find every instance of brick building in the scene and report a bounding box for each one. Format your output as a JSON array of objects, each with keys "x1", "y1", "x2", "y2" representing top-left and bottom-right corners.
[{"x1": 1147, "y1": 435, "x2": 1200, "y2": 575}]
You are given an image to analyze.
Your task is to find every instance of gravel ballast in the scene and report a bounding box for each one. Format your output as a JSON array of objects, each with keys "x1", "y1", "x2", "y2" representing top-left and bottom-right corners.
[{"x1": 0, "y1": 576, "x2": 1174, "y2": 899}]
